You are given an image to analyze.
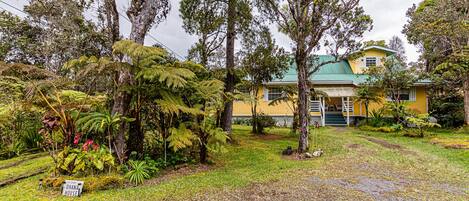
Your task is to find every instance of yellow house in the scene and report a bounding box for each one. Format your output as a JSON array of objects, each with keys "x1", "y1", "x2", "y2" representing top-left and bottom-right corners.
[{"x1": 233, "y1": 46, "x2": 430, "y2": 126}]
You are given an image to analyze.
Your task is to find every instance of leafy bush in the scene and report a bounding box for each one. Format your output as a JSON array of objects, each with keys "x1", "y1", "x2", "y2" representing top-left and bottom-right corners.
[
  {"x1": 430, "y1": 94, "x2": 464, "y2": 127},
  {"x1": 52, "y1": 145, "x2": 115, "y2": 176},
  {"x1": 405, "y1": 114, "x2": 441, "y2": 137},
  {"x1": 125, "y1": 160, "x2": 157, "y2": 185},
  {"x1": 255, "y1": 113, "x2": 276, "y2": 134},
  {"x1": 366, "y1": 108, "x2": 393, "y2": 127},
  {"x1": 20, "y1": 130, "x2": 43, "y2": 149},
  {"x1": 233, "y1": 118, "x2": 251, "y2": 126}
]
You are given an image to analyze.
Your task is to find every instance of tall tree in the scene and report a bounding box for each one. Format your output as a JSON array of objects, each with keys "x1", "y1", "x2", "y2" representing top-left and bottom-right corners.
[
  {"x1": 388, "y1": 36, "x2": 407, "y2": 62},
  {"x1": 24, "y1": 0, "x2": 109, "y2": 72},
  {"x1": 100, "y1": 0, "x2": 121, "y2": 49},
  {"x1": 110, "y1": 0, "x2": 170, "y2": 161},
  {"x1": 257, "y1": 0, "x2": 372, "y2": 152},
  {"x1": 0, "y1": 11, "x2": 43, "y2": 65},
  {"x1": 220, "y1": 0, "x2": 252, "y2": 134},
  {"x1": 179, "y1": 0, "x2": 226, "y2": 67},
  {"x1": 404, "y1": 0, "x2": 469, "y2": 125},
  {"x1": 240, "y1": 26, "x2": 289, "y2": 134},
  {"x1": 180, "y1": 0, "x2": 251, "y2": 133}
]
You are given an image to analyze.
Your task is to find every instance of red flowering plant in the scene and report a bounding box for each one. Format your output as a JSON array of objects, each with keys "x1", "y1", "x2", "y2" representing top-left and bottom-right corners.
[{"x1": 82, "y1": 139, "x2": 100, "y2": 152}]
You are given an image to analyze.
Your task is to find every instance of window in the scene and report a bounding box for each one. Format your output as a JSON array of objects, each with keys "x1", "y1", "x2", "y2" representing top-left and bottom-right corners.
[
  {"x1": 267, "y1": 87, "x2": 282, "y2": 101},
  {"x1": 387, "y1": 88, "x2": 416, "y2": 101},
  {"x1": 365, "y1": 57, "x2": 377, "y2": 67}
]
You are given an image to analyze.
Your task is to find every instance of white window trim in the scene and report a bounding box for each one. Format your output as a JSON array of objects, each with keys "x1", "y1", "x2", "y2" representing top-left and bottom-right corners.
[
  {"x1": 266, "y1": 87, "x2": 282, "y2": 101},
  {"x1": 365, "y1": 57, "x2": 377, "y2": 67},
  {"x1": 386, "y1": 87, "x2": 416, "y2": 102}
]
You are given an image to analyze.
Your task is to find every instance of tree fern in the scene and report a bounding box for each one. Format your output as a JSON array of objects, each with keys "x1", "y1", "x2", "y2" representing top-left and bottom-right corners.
[{"x1": 167, "y1": 124, "x2": 196, "y2": 152}]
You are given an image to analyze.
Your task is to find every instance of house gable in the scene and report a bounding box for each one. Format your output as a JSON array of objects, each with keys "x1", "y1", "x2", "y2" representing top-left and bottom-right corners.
[{"x1": 348, "y1": 46, "x2": 396, "y2": 74}]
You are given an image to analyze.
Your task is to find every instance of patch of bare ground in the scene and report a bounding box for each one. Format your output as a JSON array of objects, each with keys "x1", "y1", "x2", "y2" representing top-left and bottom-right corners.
[
  {"x1": 346, "y1": 143, "x2": 362, "y2": 149},
  {"x1": 363, "y1": 137, "x2": 417, "y2": 156},
  {"x1": 143, "y1": 164, "x2": 212, "y2": 186},
  {"x1": 364, "y1": 137, "x2": 402, "y2": 149}
]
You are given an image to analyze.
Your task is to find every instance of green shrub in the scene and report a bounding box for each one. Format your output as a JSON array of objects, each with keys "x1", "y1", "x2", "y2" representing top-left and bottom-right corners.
[
  {"x1": 233, "y1": 118, "x2": 251, "y2": 126},
  {"x1": 52, "y1": 145, "x2": 115, "y2": 176},
  {"x1": 405, "y1": 114, "x2": 441, "y2": 137},
  {"x1": 125, "y1": 160, "x2": 157, "y2": 185},
  {"x1": 255, "y1": 113, "x2": 276, "y2": 134}
]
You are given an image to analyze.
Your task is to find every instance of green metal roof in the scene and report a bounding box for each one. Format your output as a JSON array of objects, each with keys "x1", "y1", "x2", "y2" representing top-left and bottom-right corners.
[
  {"x1": 271, "y1": 55, "x2": 430, "y2": 86},
  {"x1": 272, "y1": 55, "x2": 366, "y2": 85}
]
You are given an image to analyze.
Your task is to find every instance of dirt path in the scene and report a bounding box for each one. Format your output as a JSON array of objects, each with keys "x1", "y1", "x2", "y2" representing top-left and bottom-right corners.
[{"x1": 191, "y1": 128, "x2": 469, "y2": 201}]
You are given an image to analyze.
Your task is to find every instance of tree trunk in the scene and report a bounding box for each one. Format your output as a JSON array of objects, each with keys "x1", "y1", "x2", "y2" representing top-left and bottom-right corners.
[
  {"x1": 127, "y1": 108, "x2": 144, "y2": 157},
  {"x1": 112, "y1": 28, "x2": 144, "y2": 163},
  {"x1": 103, "y1": 0, "x2": 120, "y2": 48},
  {"x1": 365, "y1": 102, "x2": 369, "y2": 124},
  {"x1": 221, "y1": 0, "x2": 236, "y2": 134},
  {"x1": 296, "y1": 53, "x2": 310, "y2": 153},
  {"x1": 251, "y1": 102, "x2": 258, "y2": 134},
  {"x1": 111, "y1": 77, "x2": 131, "y2": 164},
  {"x1": 199, "y1": 135, "x2": 208, "y2": 164},
  {"x1": 464, "y1": 77, "x2": 469, "y2": 125},
  {"x1": 112, "y1": 0, "x2": 169, "y2": 164},
  {"x1": 292, "y1": 110, "x2": 298, "y2": 134},
  {"x1": 251, "y1": 88, "x2": 259, "y2": 134}
]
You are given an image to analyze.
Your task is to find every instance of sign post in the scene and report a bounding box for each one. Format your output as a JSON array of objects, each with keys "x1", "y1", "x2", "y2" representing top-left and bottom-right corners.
[{"x1": 62, "y1": 180, "x2": 84, "y2": 197}]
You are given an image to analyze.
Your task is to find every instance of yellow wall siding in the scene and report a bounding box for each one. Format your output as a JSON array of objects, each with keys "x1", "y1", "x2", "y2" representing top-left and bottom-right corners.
[
  {"x1": 233, "y1": 87, "x2": 295, "y2": 116},
  {"x1": 349, "y1": 49, "x2": 387, "y2": 74},
  {"x1": 233, "y1": 86, "x2": 428, "y2": 117},
  {"x1": 352, "y1": 86, "x2": 428, "y2": 115}
]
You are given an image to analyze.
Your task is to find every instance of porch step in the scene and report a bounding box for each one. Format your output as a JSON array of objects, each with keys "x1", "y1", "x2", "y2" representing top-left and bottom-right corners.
[{"x1": 325, "y1": 113, "x2": 347, "y2": 126}]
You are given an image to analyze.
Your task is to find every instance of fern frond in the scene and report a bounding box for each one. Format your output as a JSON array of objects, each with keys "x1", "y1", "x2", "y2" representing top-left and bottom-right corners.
[{"x1": 167, "y1": 124, "x2": 196, "y2": 152}]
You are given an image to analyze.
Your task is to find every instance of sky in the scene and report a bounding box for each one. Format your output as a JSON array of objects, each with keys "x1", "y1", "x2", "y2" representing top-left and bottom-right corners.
[{"x1": 0, "y1": 0, "x2": 422, "y2": 62}]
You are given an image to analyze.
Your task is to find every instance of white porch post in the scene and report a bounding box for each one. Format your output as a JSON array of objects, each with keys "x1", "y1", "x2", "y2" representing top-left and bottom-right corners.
[
  {"x1": 322, "y1": 97, "x2": 326, "y2": 126},
  {"x1": 346, "y1": 96, "x2": 350, "y2": 126}
]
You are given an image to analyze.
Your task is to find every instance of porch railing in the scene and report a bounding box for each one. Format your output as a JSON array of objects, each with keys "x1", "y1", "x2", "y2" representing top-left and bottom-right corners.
[{"x1": 310, "y1": 100, "x2": 321, "y2": 112}]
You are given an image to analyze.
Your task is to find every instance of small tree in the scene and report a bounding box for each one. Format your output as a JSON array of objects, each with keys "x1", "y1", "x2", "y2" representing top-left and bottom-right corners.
[
  {"x1": 405, "y1": 114, "x2": 440, "y2": 137},
  {"x1": 240, "y1": 27, "x2": 289, "y2": 134},
  {"x1": 355, "y1": 84, "x2": 381, "y2": 123},
  {"x1": 367, "y1": 56, "x2": 417, "y2": 122}
]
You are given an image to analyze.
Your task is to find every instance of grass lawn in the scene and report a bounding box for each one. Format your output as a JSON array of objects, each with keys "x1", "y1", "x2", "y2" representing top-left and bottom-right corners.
[{"x1": 0, "y1": 125, "x2": 467, "y2": 200}]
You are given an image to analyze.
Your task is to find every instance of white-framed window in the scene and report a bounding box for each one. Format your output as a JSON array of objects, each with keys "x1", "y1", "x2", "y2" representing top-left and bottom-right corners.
[
  {"x1": 365, "y1": 57, "x2": 377, "y2": 67},
  {"x1": 267, "y1": 87, "x2": 282, "y2": 101},
  {"x1": 387, "y1": 87, "x2": 416, "y2": 101}
]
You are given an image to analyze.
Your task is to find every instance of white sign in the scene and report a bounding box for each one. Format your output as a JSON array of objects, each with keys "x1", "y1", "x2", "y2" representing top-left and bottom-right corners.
[{"x1": 62, "y1": 180, "x2": 84, "y2": 197}]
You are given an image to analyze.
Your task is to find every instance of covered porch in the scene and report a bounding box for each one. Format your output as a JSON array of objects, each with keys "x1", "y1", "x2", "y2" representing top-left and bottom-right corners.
[{"x1": 310, "y1": 87, "x2": 355, "y2": 126}]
